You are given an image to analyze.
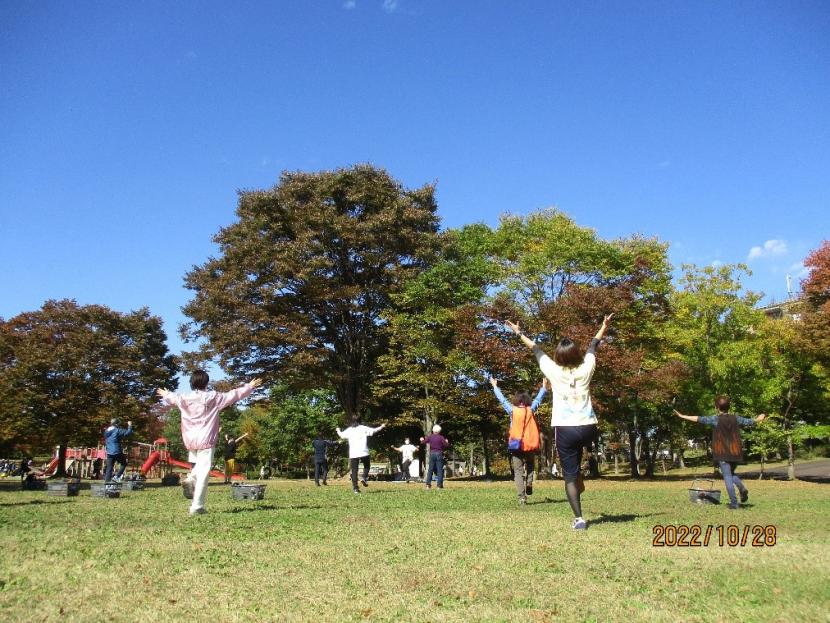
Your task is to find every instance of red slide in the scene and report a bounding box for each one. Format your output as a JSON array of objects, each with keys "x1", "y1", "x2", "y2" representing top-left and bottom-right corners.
[
  {"x1": 40, "y1": 457, "x2": 59, "y2": 476},
  {"x1": 166, "y1": 455, "x2": 243, "y2": 480}
]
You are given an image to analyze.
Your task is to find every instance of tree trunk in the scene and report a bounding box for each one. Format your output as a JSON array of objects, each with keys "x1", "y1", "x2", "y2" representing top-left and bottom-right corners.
[
  {"x1": 759, "y1": 454, "x2": 765, "y2": 481},
  {"x1": 678, "y1": 449, "x2": 686, "y2": 469},
  {"x1": 613, "y1": 452, "x2": 619, "y2": 475},
  {"x1": 642, "y1": 434, "x2": 654, "y2": 478},
  {"x1": 628, "y1": 429, "x2": 638, "y2": 478},
  {"x1": 55, "y1": 444, "x2": 67, "y2": 478},
  {"x1": 481, "y1": 430, "x2": 491, "y2": 476},
  {"x1": 787, "y1": 434, "x2": 795, "y2": 481}
]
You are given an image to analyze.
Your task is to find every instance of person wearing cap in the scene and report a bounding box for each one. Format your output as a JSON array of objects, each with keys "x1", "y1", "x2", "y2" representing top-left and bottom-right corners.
[
  {"x1": 103, "y1": 418, "x2": 133, "y2": 483},
  {"x1": 420, "y1": 425, "x2": 449, "y2": 489}
]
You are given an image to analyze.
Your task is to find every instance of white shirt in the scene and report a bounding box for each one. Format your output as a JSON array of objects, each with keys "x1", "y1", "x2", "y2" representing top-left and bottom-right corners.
[
  {"x1": 337, "y1": 425, "x2": 382, "y2": 459},
  {"x1": 535, "y1": 347, "x2": 598, "y2": 427},
  {"x1": 398, "y1": 443, "x2": 417, "y2": 462}
]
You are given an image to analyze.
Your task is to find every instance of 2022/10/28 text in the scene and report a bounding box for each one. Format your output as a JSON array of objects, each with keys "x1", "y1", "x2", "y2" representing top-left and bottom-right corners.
[{"x1": 652, "y1": 525, "x2": 777, "y2": 547}]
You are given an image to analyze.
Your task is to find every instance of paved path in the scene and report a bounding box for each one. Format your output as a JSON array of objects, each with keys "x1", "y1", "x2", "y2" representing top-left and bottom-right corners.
[{"x1": 742, "y1": 458, "x2": 830, "y2": 483}]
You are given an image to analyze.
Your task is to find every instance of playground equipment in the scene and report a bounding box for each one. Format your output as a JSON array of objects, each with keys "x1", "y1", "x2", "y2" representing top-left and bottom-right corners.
[
  {"x1": 39, "y1": 437, "x2": 243, "y2": 482},
  {"x1": 138, "y1": 438, "x2": 244, "y2": 481}
]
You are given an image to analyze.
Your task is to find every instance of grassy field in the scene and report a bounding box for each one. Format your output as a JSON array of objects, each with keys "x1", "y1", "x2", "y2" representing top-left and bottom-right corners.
[{"x1": 1, "y1": 475, "x2": 828, "y2": 623}]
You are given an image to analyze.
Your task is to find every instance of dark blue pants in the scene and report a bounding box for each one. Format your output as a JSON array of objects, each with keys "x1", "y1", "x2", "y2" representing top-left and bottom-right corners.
[
  {"x1": 314, "y1": 459, "x2": 328, "y2": 485},
  {"x1": 719, "y1": 461, "x2": 747, "y2": 506},
  {"x1": 104, "y1": 453, "x2": 127, "y2": 482},
  {"x1": 350, "y1": 456, "x2": 370, "y2": 490},
  {"x1": 425, "y1": 452, "x2": 444, "y2": 488}
]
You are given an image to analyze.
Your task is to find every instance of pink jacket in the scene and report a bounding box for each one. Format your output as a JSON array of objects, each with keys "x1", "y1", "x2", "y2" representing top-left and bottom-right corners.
[{"x1": 161, "y1": 383, "x2": 256, "y2": 451}]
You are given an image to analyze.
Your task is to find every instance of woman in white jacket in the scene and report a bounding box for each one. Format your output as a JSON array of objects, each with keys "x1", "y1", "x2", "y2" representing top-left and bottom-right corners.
[{"x1": 506, "y1": 314, "x2": 612, "y2": 530}]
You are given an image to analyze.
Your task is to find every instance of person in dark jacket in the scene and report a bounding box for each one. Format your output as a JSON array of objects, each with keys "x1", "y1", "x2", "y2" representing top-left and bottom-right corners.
[
  {"x1": 311, "y1": 433, "x2": 339, "y2": 486},
  {"x1": 675, "y1": 396, "x2": 766, "y2": 509},
  {"x1": 103, "y1": 418, "x2": 132, "y2": 482}
]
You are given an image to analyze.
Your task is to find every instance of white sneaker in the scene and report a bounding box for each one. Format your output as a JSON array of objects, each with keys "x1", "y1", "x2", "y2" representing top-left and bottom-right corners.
[
  {"x1": 572, "y1": 517, "x2": 587, "y2": 530},
  {"x1": 189, "y1": 508, "x2": 207, "y2": 516}
]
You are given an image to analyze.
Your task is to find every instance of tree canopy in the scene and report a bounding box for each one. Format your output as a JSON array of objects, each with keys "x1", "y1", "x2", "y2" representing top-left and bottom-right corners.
[
  {"x1": 0, "y1": 299, "x2": 177, "y2": 456},
  {"x1": 181, "y1": 165, "x2": 440, "y2": 421}
]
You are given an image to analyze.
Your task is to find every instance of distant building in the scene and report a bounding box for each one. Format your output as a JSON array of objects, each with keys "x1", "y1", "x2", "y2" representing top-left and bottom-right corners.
[{"x1": 760, "y1": 298, "x2": 802, "y2": 322}]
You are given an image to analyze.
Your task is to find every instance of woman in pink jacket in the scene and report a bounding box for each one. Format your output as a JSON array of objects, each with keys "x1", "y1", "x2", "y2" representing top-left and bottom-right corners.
[{"x1": 157, "y1": 370, "x2": 262, "y2": 515}]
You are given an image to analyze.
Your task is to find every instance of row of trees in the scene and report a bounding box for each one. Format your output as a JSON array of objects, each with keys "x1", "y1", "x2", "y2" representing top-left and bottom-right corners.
[{"x1": 2, "y1": 165, "x2": 828, "y2": 478}]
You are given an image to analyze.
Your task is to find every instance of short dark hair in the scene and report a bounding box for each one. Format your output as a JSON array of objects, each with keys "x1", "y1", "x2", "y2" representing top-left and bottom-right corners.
[
  {"x1": 190, "y1": 370, "x2": 209, "y2": 391},
  {"x1": 715, "y1": 395, "x2": 730, "y2": 413},
  {"x1": 349, "y1": 416, "x2": 360, "y2": 427},
  {"x1": 513, "y1": 392, "x2": 532, "y2": 407},
  {"x1": 553, "y1": 338, "x2": 583, "y2": 368}
]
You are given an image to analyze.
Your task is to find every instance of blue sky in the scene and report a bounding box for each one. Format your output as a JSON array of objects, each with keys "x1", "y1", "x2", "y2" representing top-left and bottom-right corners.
[{"x1": 2, "y1": 1, "x2": 828, "y2": 383}]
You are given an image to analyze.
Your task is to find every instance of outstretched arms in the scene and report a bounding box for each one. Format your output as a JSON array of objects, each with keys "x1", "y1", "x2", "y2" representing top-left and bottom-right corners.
[
  {"x1": 673, "y1": 409, "x2": 700, "y2": 423},
  {"x1": 504, "y1": 320, "x2": 537, "y2": 350},
  {"x1": 593, "y1": 314, "x2": 614, "y2": 341},
  {"x1": 530, "y1": 379, "x2": 548, "y2": 411},
  {"x1": 507, "y1": 314, "x2": 613, "y2": 351},
  {"x1": 489, "y1": 378, "x2": 513, "y2": 415}
]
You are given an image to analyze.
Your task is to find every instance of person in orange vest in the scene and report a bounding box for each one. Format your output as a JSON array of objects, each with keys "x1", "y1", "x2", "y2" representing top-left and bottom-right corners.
[{"x1": 489, "y1": 377, "x2": 548, "y2": 505}]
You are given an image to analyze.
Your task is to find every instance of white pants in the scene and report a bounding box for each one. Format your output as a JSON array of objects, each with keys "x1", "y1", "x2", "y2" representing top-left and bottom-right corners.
[{"x1": 187, "y1": 448, "x2": 214, "y2": 513}]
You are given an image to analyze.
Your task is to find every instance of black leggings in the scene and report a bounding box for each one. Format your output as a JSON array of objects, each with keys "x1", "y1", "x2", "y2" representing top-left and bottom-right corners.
[
  {"x1": 350, "y1": 456, "x2": 370, "y2": 489},
  {"x1": 554, "y1": 425, "x2": 598, "y2": 518}
]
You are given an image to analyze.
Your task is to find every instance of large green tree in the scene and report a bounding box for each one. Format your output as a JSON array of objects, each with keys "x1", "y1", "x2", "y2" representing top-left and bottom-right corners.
[
  {"x1": 449, "y1": 211, "x2": 679, "y2": 476},
  {"x1": 0, "y1": 300, "x2": 177, "y2": 472},
  {"x1": 182, "y1": 165, "x2": 440, "y2": 421}
]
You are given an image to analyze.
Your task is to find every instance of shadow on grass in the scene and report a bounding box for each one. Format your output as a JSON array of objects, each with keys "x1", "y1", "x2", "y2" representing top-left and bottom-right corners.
[
  {"x1": 528, "y1": 497, "x2": 567, "y2": 506},
  {"x1": 0, "y1": 498, "x2": 74, "y2": 508},
  {"x1": 589, "y1": 512, "x2": 663, "y2": 526},
  {"x1": 224, "y1": 503, "x2": 325, "y2": 514}
]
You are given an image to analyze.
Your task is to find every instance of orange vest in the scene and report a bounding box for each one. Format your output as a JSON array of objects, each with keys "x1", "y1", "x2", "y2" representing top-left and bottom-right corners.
[{"x1": 509, "y1": 406, "x2": 540, "y2": 452}]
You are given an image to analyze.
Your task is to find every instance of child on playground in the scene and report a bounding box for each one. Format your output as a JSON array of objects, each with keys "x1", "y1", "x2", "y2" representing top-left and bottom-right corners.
[
  {"x1": 674, "y1": 397, "x2": 766, "y2": 509},
  {"x1": 489, "y1": 377, "x2": 547, "y2": 505},
  {"x1": 157, "y1": 371, "x2": 262, "y2": 515},
  {"x1": 506, "y1": 313, "x2": 612, "y2": 529}
]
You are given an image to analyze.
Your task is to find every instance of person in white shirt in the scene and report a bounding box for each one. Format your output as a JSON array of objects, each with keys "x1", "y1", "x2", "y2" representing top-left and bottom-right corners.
[
  {"x1": 390, "y1": 438, "x2": 418, "y2": 482},
  {"x1": 506, "y1": 314, "x2": 612, "y2": 530},
  {"x1": 336, "y1": 418, "x2": 386, "y2": 494}
]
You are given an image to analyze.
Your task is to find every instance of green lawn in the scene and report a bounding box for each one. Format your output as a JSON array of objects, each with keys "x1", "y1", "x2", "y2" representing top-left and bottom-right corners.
[{"x1": 1, "y1": 476, "x2": 828, "y2": 623}]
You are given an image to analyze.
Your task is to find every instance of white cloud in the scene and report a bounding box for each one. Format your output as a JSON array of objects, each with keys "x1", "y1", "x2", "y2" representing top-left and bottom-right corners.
[
  {"x1": 343, "y1": 0, "x2": 356, "y2": 9},
  {"x1": 789, "y1": 262, "x2": 809, "y2": 279},
  {"x1": 747, "y1": 239, "x2": 787, "y2": 261},
  {"x1": 382, "y1": 0, "x2": 399, "y2": 12}
]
